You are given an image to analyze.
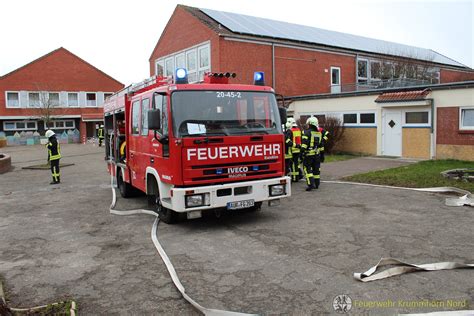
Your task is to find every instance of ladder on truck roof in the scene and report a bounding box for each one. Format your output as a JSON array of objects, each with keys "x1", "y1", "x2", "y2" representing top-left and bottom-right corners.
[{"x1": 107, "y1": 75, "x2": 171, "y2": 101}]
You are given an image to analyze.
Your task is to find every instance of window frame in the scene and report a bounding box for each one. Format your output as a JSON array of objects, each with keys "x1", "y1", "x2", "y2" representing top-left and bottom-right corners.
[
  {"x1": 47, "y1": 120, "x2": 76, "y2": 129},
  {"x1": 86, "y1": 92, "x2": 97, "y2": 107},
  {"x1": 28, "y1": 92, "x2": 41, "y2": 108},
  {"x1": 3, "y1": 120, "x2": 38, "y2": 131},
  {"x1": 459, "y1": 107, "x2": 474, "y2": 131},
  {"x1": 403, "y1": 109, "x2": 430, "y2": 127},
  {"x1": 6, "y1": 91, "x2": 20, "y2": 108},
  {"x1": 131, "y1": 100, "x2": 141, "y2": 135},
  {"x1": 357, "y1": 58, "x2": 369, "y2": 82},
  {"x1": 330, "y1": 66, "x2": 341, "y2": 86},
  {"x1": 140, "y1": 98, "x2": 150, "y2": 136},
  {"x1": 359, "y1": 112, "x2": 376, "y2": 125},
  {"x1": 67, "y1": 92, "x2": 79, "y2": 107}
]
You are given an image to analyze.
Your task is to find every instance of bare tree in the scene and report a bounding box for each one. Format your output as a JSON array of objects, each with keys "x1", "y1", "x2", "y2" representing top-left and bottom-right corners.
[{"x1": 33, "y1": 84, "x2": 66, "y2": 129}]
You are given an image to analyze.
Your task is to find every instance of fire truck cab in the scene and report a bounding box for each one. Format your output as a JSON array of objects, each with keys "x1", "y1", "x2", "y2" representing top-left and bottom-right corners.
[{"x1": 104, "y1": 69, "x2": 291, "y2": 223}]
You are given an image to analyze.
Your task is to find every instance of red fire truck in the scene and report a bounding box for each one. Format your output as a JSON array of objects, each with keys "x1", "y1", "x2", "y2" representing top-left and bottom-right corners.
[{"x1": 104, "y1": 69, "x2": 291, "y2": 223}]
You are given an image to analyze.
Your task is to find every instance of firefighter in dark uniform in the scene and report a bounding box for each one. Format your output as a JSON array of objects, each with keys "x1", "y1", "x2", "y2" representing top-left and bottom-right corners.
[
  {"x1": 98, "y1": 124, "x2": 105, "y2": 147},
  {"x1": 289, "y1": 118, "x2": 302, "y2": 182},
  {"x1": 284, "y1": 119, "x2": 293, "y2": 176},
  {"x1": 301, "y1": 117, "x2": 329, "y2": 191},
  {"x1": 45, "y1": 130, "x2": 61, "y2": 185}
]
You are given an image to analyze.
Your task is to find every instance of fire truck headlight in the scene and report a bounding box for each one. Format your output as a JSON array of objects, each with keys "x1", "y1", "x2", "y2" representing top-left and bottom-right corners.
[
  {"x1": 185, "y1": 193, "x2": 209, "y2": 208},
  {"x1": 269, "y1": 184, "x2": 285, "y2": 196}
]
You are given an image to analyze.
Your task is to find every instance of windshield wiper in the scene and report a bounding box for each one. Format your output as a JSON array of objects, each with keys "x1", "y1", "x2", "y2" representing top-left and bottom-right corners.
[
  {"x1": 230, "y1": 130, "x2": 270, "y2": 135},
  {"x1": 182, "y1": 131, "x2": 228, "y2": 137}
]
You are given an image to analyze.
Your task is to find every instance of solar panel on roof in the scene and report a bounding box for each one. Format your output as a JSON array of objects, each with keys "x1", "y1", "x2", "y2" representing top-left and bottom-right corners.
[{"x1": 200, "y1": 8, "x2": 465, "y2": 68}]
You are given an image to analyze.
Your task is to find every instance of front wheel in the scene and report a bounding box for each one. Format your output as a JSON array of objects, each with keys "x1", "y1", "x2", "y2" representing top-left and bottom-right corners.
[{"x1": 148, "y1": 185, "x2": 177, "y2": 224}]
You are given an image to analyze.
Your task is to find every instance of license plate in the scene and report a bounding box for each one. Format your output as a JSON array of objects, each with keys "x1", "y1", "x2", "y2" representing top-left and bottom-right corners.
[{"x1": 227, "y1": 199, "x2": 255, "y2": 210}]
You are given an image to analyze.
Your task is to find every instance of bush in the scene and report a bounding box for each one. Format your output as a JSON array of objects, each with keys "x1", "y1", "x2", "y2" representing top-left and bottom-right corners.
[{"x1": 320, "y1": 116, "x2": 345, "y2": 154}]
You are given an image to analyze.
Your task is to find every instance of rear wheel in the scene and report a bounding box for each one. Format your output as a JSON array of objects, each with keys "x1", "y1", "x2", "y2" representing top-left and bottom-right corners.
[{"x1": 117, "y1": 169, "x2": 133, "y2": 198}]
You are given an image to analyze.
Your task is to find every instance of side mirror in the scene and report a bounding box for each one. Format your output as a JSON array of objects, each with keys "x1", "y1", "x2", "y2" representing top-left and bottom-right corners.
[
  {"x1": 278, "y1": 107, "x2": 287, "y2": 125},
  {"x1": 148, "y1": 109, "x2": 161, "y2": 130}
]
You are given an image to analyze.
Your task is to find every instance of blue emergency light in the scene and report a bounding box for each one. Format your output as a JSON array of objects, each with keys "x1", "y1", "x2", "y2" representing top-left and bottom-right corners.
[
  {"x1": 254, "y1": 71, "x2": 265, "y2": 86},
  {"x1": 175, "y1": 68, "x2": 188, "y2": 84}
]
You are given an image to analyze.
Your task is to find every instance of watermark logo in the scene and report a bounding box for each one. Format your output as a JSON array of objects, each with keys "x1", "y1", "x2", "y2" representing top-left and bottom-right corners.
[{"x1": 333, "y1": 294, "x2": 352, "y2": 313}]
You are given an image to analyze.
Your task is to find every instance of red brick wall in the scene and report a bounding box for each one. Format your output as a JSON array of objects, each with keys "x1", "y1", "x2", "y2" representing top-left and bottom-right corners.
[
  {"x1": 149, "y1": 6, "x2": 220, "y2": 76},
  {"x1": 0, "y1": 48, "x2": 123, "y2": 117},
  {"x1": 274, "y1": 46, "x2": 355, "y2": 96},
  {"x1": 218, "y1": 39, "x2": 273, "y2": 87},
  {"x1": 437, "y1": 107, "x2": 474, "y2": 145},
  {"x1": 218, "y1": 40, "x2": 356, "y2": 96},
  {"x1": 440, "y1": 68, "x2": 474, "y2": 83}
]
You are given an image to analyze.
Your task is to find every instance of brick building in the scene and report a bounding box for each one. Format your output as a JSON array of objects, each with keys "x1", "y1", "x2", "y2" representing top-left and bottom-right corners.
[
  {"x1": 0, "y1": 47, "x2": 124, "y2": 140},
  {"x1": 149, "y1": 5, "x2": 474, "y2": 97}
]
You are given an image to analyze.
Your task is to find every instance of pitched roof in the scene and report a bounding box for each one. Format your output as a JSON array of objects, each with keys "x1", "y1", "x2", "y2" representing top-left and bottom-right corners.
[
  {"x1": 0, "y1": 47, "x2": 123, "y2": 86},
  {"x1": 375, "y1": 89, "x2": 431, "y2": 102},
  {"x1": 194, "y1": 7, "x2": 468, "y2": 69}
]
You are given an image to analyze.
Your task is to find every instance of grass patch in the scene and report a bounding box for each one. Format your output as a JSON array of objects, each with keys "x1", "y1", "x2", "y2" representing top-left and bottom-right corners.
[
  {"x1": 345, "y1": 159, "x2": 474, "y2": 192},
  {"x1": 325, "y1": 154, "x2": 358, "y2": 163}
]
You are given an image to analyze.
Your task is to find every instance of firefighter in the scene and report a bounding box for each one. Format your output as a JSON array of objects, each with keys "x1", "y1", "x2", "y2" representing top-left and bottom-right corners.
[
  {"x1": 301, "y1": 117, "x2": 327, "y2": 191},
  {"x1": 98, "y1": 124, "x2": 105, "y2": 147},
  {"x1": 289, "y1": 118, "x2": 302, "y2": 182},
  {"x1": 284, "y1": 120, "x2": 293, "y2": 176},
  {"x1": 45, "y1": 130, "x2": 61, "y2": 185}
]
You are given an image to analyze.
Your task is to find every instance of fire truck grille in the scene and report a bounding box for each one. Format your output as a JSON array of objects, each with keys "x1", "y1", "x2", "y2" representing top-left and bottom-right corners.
[
  {"x1": 191, "y1": 170, "x2": 278, "y2": 181},
  {"x1": 191, "y1": 159, "x2": 278, "y2": 169}
]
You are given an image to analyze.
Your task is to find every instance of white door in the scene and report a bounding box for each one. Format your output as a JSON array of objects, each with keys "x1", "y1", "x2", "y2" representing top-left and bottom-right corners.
[
  {"x1": 382, "y1": 110, "x2": 402, "y2": 156},
  {"x1": 330, "y1": 67, "x2": 341, "y2": 93}
]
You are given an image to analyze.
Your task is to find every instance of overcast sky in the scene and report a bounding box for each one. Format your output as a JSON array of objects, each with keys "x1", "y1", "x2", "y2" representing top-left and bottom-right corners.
[{"x1": 0, "y1": 0, "x2": 472, "y2": 84}]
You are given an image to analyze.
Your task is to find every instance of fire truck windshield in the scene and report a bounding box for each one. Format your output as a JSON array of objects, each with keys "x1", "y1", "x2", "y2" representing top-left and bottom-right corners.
[{"x1": 171, "y1": 91, "x2": 282, "y2": 138}]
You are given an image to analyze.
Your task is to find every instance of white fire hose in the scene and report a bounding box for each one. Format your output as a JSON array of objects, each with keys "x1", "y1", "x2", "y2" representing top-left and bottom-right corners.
[{"x1": 109, "y1": 175, "x2": 257, "y2": 316}]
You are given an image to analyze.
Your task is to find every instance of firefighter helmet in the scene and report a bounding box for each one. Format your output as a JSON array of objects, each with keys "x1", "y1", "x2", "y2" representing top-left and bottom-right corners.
[
  {"x1": 285, "y1": 117, "x2": 295, "y2": 129},
  {"x1": 307, "y1": 116, "x2": 319, "y2": 127},
  {"x1": 45, "y1": 130, "x2": 55, "y2": 138}
]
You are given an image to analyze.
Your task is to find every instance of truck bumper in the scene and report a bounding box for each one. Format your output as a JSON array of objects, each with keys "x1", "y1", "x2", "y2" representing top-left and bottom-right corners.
[{"x1": 165, "y1": 176, "x2": 291, "y2": 213}]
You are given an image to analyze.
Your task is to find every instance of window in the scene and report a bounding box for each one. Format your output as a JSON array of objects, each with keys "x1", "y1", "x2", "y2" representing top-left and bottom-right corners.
[
  {"x1": 460, "y1": 107, "x2": 474, "y2": 130},
  {"x1": 48, "y1": 93, "x2": 60, "y2": 107},
  {"x1": 104, "y1": 93, "x2": 113, "y2": 101},
  {"x1": 48, "y1": 120, "x2": 75, "y2": 129},
  {"x1": 405, "y1": 111, "x2": 429, "y2": 124},
  {"x1": 165, "y1": 57, "x2": 174, "y2": 77},
  {"x1": 3, "y1": 121, "x2": 37, "y2": 131},
  {"x1": 86, "y1": 93, "x2": 97, "y2": 107},
  {"x1": 314, "y1": 115, "x2": 326, "y2": 125},
  {"x1": 186, "y1": 50, "x2": 197, "y2": 83},
  {"x1": 357, "y1": 59, "x2": 368, "y2": 81},
  {"x1": 131, "y1": 100, "x2": 140, "y2": 134},
  {"x1": 28, "y1": 92, "x2": 40, "y2": 107},
  {"x1": 331, "y1": 67, "x2": 340, "y2": 85},
  {"x1": 6, "y1": 92, "x2": 19, "y2": 107},
  {"x1": 156, "y1": 60, "x2": 164, "y2": 77},
  {"x1": 141, "y1": 98, "x2": 150, "y2": 136},
  {"x1": 175, "y1": 54, "x2": 185, "y2": 69},
  {"x1": 343, "y1": 113, "x2": 357, "y2": 124},
  {"x1": 153, "y1": 94, "x2": 168, "y2": 136},
  {"x1": 68, "y1": 93, "x2": 79, "y2": 107},
  {"x1": 370, "y1": 61, "x2": 381, "y2": 80},
  {"x1": 360, "y1": 113, "x2": 375, "y2": 124},
  {"x1": 198, "y1": 46, "x2": 210, "y2": 81}
]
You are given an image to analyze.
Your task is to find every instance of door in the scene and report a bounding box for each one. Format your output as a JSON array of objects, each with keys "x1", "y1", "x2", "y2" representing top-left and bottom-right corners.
[
  {"x1": 128, "y1": 99, "x2": 141, "y2": 186},
  {"x1": 382, "y1": 110, "x2": 402, "y2": 156},
  {"x1": 330, "y1": 67, "x2": 341, "y2": 93}
]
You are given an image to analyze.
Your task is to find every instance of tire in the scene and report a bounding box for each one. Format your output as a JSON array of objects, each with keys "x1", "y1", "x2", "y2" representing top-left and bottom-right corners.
[
  {"x1": 147, "y1": 182, "x2": 177, "y2": 224},
  {"x1": 117, "y1": 169, "x2": 133, "y2": 198}
]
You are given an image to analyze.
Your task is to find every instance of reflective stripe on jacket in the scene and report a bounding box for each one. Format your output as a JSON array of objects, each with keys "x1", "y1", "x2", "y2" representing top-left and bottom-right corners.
[
  {"x1": 47, "y1": 140, "x2": 61, "y2": 160},
  {"x1": 291, "y1": 127, "x2": 302, "y2": 153}
]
